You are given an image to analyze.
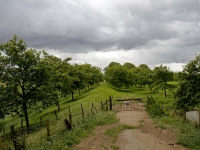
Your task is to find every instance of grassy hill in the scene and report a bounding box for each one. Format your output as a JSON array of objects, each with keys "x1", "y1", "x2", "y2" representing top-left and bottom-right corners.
[{"x1": 1, "y1": 82, "x2": 199, "y2": 150}]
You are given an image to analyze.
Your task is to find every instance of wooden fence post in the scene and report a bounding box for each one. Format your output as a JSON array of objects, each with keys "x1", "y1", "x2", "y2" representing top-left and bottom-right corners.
[
  {"x1": 10, "y1": 125, "x2": 18, "y2": 150},
  {"x1": 92, "y1": 102, "x2": 94, "y2": 108},
  {"x1": 109, "y1": 95, "x2": 112, "y2": 111},
  {"x1": 57, "y1": 102, "x2": 60, "y2": 111},
  {"x1": 106, "y1": 100, "x2": 108, "y2": 110},
  {"x1": 81, "y1": 103, "x2": 84, "y2": 121},
  {"x1": 54, "y1": 110, "x2": 57, "y2": 119},
  {"x1": 46, "y1": 120, "x2": 50, "y2": 138}
]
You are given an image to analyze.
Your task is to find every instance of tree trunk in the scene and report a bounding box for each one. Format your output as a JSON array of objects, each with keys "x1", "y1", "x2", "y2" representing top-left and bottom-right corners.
[
  {"x1": 57, "y1": 102, "x2": 60, "y2": 111},
  {"x1": 164, "y1": 89, "x2": 167, "y2": 98},
  {"x1": 23, "y1": 102, "x2": 30, "y2": 130},
  {"x1": 71, "y1": 91, "x2": 74, "y2": 100}
]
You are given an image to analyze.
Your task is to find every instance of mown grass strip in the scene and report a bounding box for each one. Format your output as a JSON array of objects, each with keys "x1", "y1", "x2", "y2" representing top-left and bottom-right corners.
[{"x1": 105, "y1": 124, "x2": 137, "y2": 142}]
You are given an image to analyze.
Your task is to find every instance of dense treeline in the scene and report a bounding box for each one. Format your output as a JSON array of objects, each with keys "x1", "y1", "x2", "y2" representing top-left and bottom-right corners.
[
  {"x1": 104, "y1": 61, "x2": 173, "y2": 97},
  {"x1": 104, "y1": 55, "x2": 200, "y2": 112},
  {"x1": 0, "y1": 35, "x2": 103, "y2": 128}
]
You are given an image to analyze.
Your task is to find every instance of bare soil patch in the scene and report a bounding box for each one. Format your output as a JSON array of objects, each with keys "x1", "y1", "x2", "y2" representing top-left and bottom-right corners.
[{"x1": 73, "y1": 104, "x2": 189, "y2": 150}]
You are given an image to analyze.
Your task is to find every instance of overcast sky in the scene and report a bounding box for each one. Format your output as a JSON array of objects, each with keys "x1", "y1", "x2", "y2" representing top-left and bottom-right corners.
[{"x1": 1, "y1": 0, "x2": 200, "y2": 71}]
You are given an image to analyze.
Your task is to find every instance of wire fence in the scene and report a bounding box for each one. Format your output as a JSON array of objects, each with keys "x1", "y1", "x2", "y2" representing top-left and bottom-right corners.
[{"x1": 0, "y1": 96, "x2": 113, "y2": 150}]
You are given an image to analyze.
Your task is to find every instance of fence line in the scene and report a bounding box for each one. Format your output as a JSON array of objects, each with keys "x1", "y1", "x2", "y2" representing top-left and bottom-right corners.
[{"x1": 1, "y1": 96, "x2": 113, "y2": 150}]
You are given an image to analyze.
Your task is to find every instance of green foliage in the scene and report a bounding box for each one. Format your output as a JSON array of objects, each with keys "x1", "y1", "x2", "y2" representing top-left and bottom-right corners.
[
  {"x1": 123, "y1": 62, "x2": 136, "y2": 69},
  {"x1": 110, "y1": 145, "x2": 120, "y2": 150},
  {"x1": 26, "y1": 111, "x2": 117, "y2": 150},
  {"x1": 0, "y1": 35, "x2": 58, "y2": 127},
  {"x1": 171, "y1": 117, "x2": 200, "y2": 150},
  {"x1": 68, "y1": 63, "x2": 103, "y2": 100},
  {"x1": 175, "y1": 54, "x2": 200, "y2": 110},
  {"x1": 146, "y1": 96, "x2": 165, "y2": 117},
  {"x1": 178, "y1": 127, "x2": 200, "y2": 150},
  {"x1": 0, "y1": 35, "x2": 103, "y2": 127},
  {"x1": 152, "y1": 65, "x2": 173, "y2": 97},
  {"x1": 132, "y1": 64, "x2": 152, "y2": 89},
  {"x1": 104, "y1": 62, "x2": 139, "y2": 90},
  {"x1": 151, "y1": 111, "x2": 200, "y2": 150}
]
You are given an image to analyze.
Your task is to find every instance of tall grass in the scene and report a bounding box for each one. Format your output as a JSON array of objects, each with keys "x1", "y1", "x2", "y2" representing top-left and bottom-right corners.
[{"x1": 26, "y1": 111, "x2": 118, "y2": 150}]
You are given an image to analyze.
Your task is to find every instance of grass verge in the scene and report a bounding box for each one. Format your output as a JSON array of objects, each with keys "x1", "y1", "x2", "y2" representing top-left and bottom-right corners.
[
  {"x1": 25, "y1": 111, "x2": 118, "y2": 150},
  {"x1": 105, "y1": 124, "x2": 137, "y2": 142}
]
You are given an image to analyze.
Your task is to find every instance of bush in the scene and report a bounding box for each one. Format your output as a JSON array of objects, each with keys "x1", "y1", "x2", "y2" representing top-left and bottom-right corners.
[{"x1": 146, "y1": 96, "x2": 165, "y2": 117}]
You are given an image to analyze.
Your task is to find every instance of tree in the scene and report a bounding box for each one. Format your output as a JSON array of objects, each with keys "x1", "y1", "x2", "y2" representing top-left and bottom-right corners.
[
  {"x1": 137, "y1": 64, "x2": 151, "y2": 88},
  {"x1": 123, "y1": 62, "x2": 136, "y2": 70},
  {"x1": 72, "y1": 64, "x2": 87, "y2": 95},
  {"x1": 104, "y1": 63, "x2": 132, "y2": 90},
  {"x1": 41, "y1": 54, "x2": 72, "y2": 110},
  {"x1": 82, "y1": 63, "x2": 103, "y2": 90},
  {"x1": 67, "y1": 63, "x2": 103, "y2": 100},
  {"x1": 0, "y1": 35, "x2": 58, "y2": 128},
  {"x1": 175, "y1": 54, "x2": 200, "y2": 110},
  {"x1": 128, "y1": 64, "x2": 151, "y2": 89},
  {"x1": 152, "y1": 65, "x2": 173, "y2": 98},
  {"x1": 104, "y1": 61, "x2": 121, "y2": 73}
]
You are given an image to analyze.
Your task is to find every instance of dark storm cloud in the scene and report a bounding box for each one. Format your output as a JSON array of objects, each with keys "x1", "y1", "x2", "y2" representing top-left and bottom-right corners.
[{"x1": 0, "y1": 0, "x2": 200, "y2": 65}]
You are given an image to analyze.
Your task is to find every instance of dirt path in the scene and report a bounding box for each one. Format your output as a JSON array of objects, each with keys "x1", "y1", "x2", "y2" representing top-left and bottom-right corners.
[{"x1": 73, "y1": 104, "x2": 189, "y2": 150}]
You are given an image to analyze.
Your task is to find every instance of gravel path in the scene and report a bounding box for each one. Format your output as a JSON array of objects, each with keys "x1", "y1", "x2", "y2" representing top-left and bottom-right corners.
[{"x1": 73, "y1": 103, "x2": 189, "y2": 150}]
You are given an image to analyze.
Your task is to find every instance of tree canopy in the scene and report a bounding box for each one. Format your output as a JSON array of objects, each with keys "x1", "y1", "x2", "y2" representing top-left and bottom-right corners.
[
  {"x1": 175, "y1": 54, "x2": 200, "y2": 110},
  {"x1": 0, "y1": 35, "x2": 103, "y2": 128},
  {"x1": 0, "y1": 35, "x2": 58, "y2": 128}
]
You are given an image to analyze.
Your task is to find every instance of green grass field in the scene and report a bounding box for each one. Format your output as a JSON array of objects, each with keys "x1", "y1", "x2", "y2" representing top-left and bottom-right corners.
[{"x1": 0, "y1": 82, "x2": 200, "y2": 150}]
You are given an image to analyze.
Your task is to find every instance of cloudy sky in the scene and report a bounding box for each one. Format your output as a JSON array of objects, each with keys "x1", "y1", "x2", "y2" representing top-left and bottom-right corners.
[{"x1": 1, "y1": 0, "x2": 200, "y2": 71}]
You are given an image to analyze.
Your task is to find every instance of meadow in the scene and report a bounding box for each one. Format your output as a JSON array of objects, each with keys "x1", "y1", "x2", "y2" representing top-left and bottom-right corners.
[{"x1": 0, "y1": 82, "x2": 200, "y2": 150}]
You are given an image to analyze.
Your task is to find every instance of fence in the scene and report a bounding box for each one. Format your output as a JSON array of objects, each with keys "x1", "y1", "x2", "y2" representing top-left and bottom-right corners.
[
  {"x1": 186, "y1": 111, "x2": 200, "y2": 125},
  {"x1": 112, "y1": 98, "x2": 144, "y2": 111},
  {"x1": 0, "y1": 96, "x2": 113, "y2": 150}
]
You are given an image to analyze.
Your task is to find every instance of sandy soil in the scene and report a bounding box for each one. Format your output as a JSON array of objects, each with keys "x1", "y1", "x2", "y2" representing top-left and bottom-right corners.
[{"x1": 73, "y1": 103, "x2": 189, "y2": 150}]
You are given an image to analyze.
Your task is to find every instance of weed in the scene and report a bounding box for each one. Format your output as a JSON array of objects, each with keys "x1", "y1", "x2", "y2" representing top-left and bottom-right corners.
[
  {"x1": 111, "y1": 145, "x2": 120, "y2": 150},
  {"x1": 25, "y1": 111, "x2": 117, "y2": 150},
  {"x1": 139, "y1": 119, "x2": 145, "y2": 123},
  {"x1": 105, "y1": 124, "x2": 136, "y2": 142}
]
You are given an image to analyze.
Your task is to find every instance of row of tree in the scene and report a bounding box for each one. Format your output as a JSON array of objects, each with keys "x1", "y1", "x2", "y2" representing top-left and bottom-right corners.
[
  {"x1": 104, "y1": 62, "x2": 173, "y2": 97},
  {"x1": 0, "y1": 35, "x2": 103, "y2": 128},
  {"x1": 104, "y1": 54, "x2": 200, "y2": 111}
]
